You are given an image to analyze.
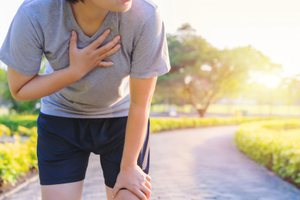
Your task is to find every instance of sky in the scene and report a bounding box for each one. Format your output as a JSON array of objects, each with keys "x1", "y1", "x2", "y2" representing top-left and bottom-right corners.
[{"x1": 0, "y1": 0, "x2": 300, "y2": 77}]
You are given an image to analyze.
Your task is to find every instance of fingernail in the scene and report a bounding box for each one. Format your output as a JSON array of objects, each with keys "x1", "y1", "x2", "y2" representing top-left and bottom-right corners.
[
  {"x1": 72, "y1": 31, "x2": 75, "y2": 36},
  {"x1": 107, "y1": 29, "x2": 111, "y2": 33}
]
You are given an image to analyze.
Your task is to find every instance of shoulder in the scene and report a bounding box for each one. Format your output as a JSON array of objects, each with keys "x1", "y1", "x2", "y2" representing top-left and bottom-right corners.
[
  {"x1": 17, "y1": 0, "x2": 60, "y2": 21},
  {"x1": 130, "y1": 0, "x2": 160, "y2": 17},
  {"x1": 122, "y1": 0, "x2": 162, "y2": 27},
  {"x1": 12, "y1": 0, "x2": 61, "y2": 44}
]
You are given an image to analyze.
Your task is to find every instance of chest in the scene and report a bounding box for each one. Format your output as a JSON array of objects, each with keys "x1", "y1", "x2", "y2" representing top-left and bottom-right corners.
[{"x1": 43, "y1": 24, "x2": 132, "y2": 77}]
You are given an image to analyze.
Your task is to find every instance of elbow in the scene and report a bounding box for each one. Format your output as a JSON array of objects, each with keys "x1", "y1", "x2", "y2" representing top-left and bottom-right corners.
[
  {"x1": 10, "y1": 92, "x2": 23, "y2": 101},
  {"x1": 9, "y1": 86, "x2": 39, "y2": 101},
  {"x1": 8, "y1": 84, "x2": 35, "y2": 101},
  {"x1": 10, "y1": 90, "x2": 28, "y2": 101}
]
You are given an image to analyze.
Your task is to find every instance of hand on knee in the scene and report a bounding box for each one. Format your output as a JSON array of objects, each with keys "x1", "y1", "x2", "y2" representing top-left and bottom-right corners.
[{"x1": 114, "y1": 189, "x2": 150, "y2": 200}]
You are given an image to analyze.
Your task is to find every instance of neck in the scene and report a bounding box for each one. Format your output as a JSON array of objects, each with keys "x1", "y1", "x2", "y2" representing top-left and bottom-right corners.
[{"x1": 70, "y1": 1, "x2": 109, "y2": 23}]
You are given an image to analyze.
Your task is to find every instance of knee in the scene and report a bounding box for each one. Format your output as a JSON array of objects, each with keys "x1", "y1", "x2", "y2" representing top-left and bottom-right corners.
[{"x1": 114, "y1": 189, "x2": 140, "y2": 200}]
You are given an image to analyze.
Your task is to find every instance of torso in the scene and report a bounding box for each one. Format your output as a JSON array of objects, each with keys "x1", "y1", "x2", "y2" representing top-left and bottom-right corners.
[{"x1": 19, "y1": 0, "x2": 159, "y2": 118}]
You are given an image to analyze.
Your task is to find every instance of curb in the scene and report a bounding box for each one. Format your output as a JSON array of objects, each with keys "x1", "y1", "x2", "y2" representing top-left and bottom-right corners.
[{"x1": 0, "y1": 174, "x2": 39, "y2": 200}]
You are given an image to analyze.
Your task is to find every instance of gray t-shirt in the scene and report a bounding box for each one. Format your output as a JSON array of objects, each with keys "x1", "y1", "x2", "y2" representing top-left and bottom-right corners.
[{"x1": 0, "y1": 0, "x2": 171, "y2": 118}]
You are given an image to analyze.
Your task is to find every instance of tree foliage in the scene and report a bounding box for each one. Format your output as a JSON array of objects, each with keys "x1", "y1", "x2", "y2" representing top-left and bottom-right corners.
[{"x1": 162, "y1": 23, "x2": 283, "y2": 117}]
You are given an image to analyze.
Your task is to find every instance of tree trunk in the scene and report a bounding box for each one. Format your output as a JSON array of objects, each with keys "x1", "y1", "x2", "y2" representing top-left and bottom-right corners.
[{"x1": 196, "y1": 108, "x2": 207, "y2": 118}]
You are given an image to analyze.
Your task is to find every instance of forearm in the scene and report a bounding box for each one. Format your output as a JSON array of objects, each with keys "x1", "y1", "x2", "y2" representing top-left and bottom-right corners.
[
  {"x1": 120, "y1": 103, "x2": 150, "y2": 169},
  {"x1": 15, "y1": 67, "x2": 79, "y2": 101}
]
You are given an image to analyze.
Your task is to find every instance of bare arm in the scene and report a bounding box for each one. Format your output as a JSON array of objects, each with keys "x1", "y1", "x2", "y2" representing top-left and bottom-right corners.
[
  {"x1": 120, "y1": 76, "x2": 157, "y2": 168},
  {"x1": 114, "y1": 76, "x2": 157, "y2": 200},
  {"x1": 8, "y1": 29, "x2": 121, "y2": 101},
  {"x1": 8, "y1": 67, "x2": 77, "y2": 101}
]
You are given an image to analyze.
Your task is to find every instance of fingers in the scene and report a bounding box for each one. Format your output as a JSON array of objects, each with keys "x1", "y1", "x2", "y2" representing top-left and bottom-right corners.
[
  {"x1": 98, "y1": 44, "x2": 121, "y2": 62},
  {"x1": 98, "y1": 61, "x2": 114, "y2": 67},
  {"x1": 88, "y1": 29, "x2": 111, "y2": 50},
  {"x1": 142, "y1": 182, "x2": 152, "y2": 199},
  {"x1": 132, "y1": 187, "x2": 148, "y2": 200},
  {"x1": 142, "y1": 177, "x2": 152, "y2": 199},
  {"x1": 134, "y1": 175, "x2": 151, "y2": 200},
  {"x1": 146, "y1": 175, "x2": 151, "y2": 182},
  {"x1": 95, "y1": 35, "x2": 121, "y2": 58},
  {"x1": 144, "y1": 180, "x2": 152, "y2": 190},
  {"x1": 69, "y1": 31, "x2": 77, "y2": 51},
  {"x1": 96, "y1": 42, "x2": 121, "y2": 68}
]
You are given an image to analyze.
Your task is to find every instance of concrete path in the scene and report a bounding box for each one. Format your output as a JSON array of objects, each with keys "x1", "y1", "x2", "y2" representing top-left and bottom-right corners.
[{"x1": 2, "y1": 126, "x2": 300, "y2": 200}]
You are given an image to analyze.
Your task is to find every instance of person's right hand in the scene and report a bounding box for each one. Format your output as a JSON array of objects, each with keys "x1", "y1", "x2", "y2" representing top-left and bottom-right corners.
[{"x1": 68, "y1": 29, "x2": 121, "y2": 80}]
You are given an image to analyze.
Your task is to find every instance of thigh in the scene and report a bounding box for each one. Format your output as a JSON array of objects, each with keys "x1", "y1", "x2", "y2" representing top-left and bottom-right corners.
[
  {"x1": 41, "y1": 180, "x2": 84, "y2": 200},
  {"x1": 37, "y1": 112, "x2": 91, "y2": 186},
  {"x1": 100, "y1": 117, "x2": 151, "y2": 188}
]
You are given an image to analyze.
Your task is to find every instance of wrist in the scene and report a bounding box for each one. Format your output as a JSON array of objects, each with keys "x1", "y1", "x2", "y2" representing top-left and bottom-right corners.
[
  {"x1": 120, "y1": 162, "x2": 137, "y2": 171},
  {"x1": 66, "y1": 65, "x2": 82, "y2": 82}
]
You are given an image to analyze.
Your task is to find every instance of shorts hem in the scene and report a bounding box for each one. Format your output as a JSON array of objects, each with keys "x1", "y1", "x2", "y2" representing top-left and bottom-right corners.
[{"x1": 39, "y1": 176, "x2": 85, "y2": 186}]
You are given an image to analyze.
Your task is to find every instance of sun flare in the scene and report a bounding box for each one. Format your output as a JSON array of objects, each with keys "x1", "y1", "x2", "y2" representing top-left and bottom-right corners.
[{"x1": 249, "y1": 72, "x2": 282, "y2": 89}]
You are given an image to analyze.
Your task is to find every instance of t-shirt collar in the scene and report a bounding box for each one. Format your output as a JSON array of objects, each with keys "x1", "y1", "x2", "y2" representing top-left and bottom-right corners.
[{"x1": 65, "y1": 1, "x2": 115, "y2": 42}]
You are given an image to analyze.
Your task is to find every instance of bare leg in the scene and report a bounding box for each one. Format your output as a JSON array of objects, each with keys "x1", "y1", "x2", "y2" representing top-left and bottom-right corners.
[
  {"x1": 105, "y1": 186, "x2": 140, "y2": 200},
  {"x1": 40, "y1": 180, "x2": 84, "y2": 200}
]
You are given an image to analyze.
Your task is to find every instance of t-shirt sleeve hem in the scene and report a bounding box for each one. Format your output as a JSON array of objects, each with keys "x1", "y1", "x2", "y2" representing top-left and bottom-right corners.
[
  {"x1": 0, "y1": 54, "x2": 40, "y2": 76},
  {"x1": 129, "y1": 64, "x2": 171, "y2": 78}
]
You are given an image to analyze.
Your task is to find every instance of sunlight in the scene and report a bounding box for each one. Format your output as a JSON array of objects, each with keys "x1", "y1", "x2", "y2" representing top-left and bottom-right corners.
[
  {"x1": 152, "y1": 0, "x2": 300, "y2": 77},
  {"x1": 249, "y1": 72, "x2": 282, "y2": 89},
  {"x1": 283, "y1": 65, "x2": 300, "y2": 77}
]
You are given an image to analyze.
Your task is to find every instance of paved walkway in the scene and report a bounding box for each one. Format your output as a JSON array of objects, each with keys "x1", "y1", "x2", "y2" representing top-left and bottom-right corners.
[{"x1": 2, "y1": 126, "x2": 300, "y2": 200}]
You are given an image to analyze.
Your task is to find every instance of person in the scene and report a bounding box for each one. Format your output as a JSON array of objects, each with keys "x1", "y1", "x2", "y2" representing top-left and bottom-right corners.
[{"x1": 0, "y1": 0, "x2": 171, "y2": 199}]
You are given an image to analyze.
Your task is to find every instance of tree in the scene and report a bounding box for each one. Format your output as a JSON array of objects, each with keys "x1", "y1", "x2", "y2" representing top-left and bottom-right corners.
[
  {"x1": 165, "y1": 24, "x2": 282, "y2": 117},
  {"x1": 281, "y1": 75, "x2": 300, "y2": 105}
]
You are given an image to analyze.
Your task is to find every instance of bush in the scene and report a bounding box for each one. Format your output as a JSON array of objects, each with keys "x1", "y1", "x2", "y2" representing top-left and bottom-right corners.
[
  {"x1": 0, "y1": 124, "x2": 11, "y2": 137},
  {"x1": 234, "y1": 119, "x2": 300, "y2": 187},
  {"x1": 0, "y1": 114, "x2": 37, "y2": 135},
  {"x1": 150, "y1": 116, "x2": 277, "y2": 133},
  {"x1": 0, "y1": 131, "x2": 37, "y2": 185}
]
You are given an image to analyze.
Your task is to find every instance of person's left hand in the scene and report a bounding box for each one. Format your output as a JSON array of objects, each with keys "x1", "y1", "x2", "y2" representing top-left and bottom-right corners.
[{"x1": 112, "y1": 164, "x2": 152, "y2": 200}]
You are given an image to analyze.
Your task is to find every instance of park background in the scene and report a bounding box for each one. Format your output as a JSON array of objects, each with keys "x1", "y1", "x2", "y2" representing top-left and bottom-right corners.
[{"x1": 0, "y1": 0, "x2": 300, "y2": 199}]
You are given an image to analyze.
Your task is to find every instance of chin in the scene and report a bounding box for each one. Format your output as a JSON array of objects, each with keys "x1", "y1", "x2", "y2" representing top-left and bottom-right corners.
[
  {"x1": 114, "y1": 1, "x2": 132, "y2": 12},
  {"x1": 119, "y1": 6, "x2": 132, "y2": 12},
  {"x1": 114, "y1": 7, "x2": 132, "y2": 12}
]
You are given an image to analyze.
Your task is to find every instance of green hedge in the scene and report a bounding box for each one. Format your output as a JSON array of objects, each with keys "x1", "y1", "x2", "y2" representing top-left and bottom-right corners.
[
  {"x1": 150, "y1": 116, "x2": 277, "y2": 133},
  {"x1": 0, "y1": 129, "x2": 37, "y2": 185},
  {"x1": 0, "y1": 115, "x2": 37, "y2": 132},
  {"x1": 234, "y1": 119, "x2": 300, "y2": 187},
  {"x1": 0, "y1": 124, "x2": 11, "y2": 137}
]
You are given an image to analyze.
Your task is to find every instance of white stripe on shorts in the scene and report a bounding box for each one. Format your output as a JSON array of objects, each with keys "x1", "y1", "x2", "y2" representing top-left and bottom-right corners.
[{"x1": 142, "y1": 137, "x2": 150, "y2": 171}]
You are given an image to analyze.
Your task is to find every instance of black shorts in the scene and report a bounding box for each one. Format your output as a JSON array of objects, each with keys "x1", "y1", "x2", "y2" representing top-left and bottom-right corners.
[{"x1": 36, "y1": 112, "x2": 150, "y2": 188}]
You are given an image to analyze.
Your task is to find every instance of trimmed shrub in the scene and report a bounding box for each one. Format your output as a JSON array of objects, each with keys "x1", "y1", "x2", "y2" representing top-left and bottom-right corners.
[{"x1": 235, "y1": 119, "x2": 300, "y2": 186}]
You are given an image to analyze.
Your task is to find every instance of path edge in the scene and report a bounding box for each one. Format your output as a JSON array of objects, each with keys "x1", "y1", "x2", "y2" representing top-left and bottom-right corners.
[{"x1": 0, "y1": 174, "x2": 39, "y2": 200}]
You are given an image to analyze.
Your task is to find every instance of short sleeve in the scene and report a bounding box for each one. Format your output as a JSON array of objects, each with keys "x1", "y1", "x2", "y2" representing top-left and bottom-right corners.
[
  {"x1": 129, "y1": 9, "x2": 171, "y2": 78},
  {"x1": 0, "y1": 7, "x2": 43, "y2": 76}
]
